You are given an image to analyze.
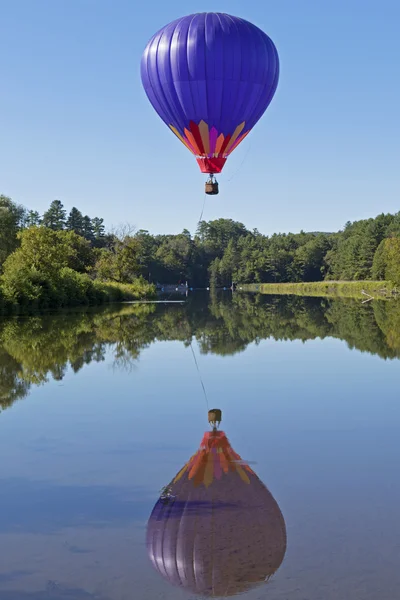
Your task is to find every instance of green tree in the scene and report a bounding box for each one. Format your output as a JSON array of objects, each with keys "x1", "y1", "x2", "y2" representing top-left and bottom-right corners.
[
  {"x1": 134, "y1": 229, "x2": 159, "y2": 280},
  {"x1": 385, "y1": 212, "x2": 400, "y2": 237},
  {"x1": 218, "y1": 239, "x2": 239, "y2": 285},
  {"x1": 42, "y1": 200, "x2": 66, "y2": 230},
  {"x1": 0, "y1": 195, "x2": 26, "y2": 272},
  {"x1": 293, "y1": 235, "x2": 332, "y2": 282},
  {"x1": 92, "y1": 217, "x2": 106, "y2": 240},
  {"x1": 235, "y1": 235, "x2": 269, "y2": 283},
  {"x1": 66, "y1": 207, "x2": 84, "y2": 235},
  {"x1": 25, "y1": 210, "x2": 42, "y2": 227},
  {"x1": 82, "y1": 215, "x2": 95, "y2": 242},
  {"x1": 6, "y1": 228, "x2": 92, "y2": 277},
  {"x1": 1, "y1": 228, "x2": 94, "y2": 305},
  {"x1": 371, "y1": 239, "x2": 387, "y2": 280},
  {"x1": 95, "y1": 236, "x2": 141, "y2": 283},
  {"x1": 156, "y1": 231, "x2": 193, "y2": 282},
  {"x1": 196, "y1": 219, "x2": 249, "y2": 257},
  {"x1": 324, "y1": 215, "x2": 393, "y2": 281},
  {"x1": 209, "y1": 257, "x2": 221, "y2": 288},
  {"x1": 373, "y1": 237, "x2": 400, "y2": 286}
]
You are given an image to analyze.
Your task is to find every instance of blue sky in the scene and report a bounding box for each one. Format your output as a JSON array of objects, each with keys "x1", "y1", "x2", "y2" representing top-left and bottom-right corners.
[{"x1": 1, "y1": 0, "x2": 399, "y2": 236}]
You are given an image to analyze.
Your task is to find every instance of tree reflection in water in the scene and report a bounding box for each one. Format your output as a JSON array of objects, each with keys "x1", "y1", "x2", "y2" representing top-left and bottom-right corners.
[{"x1": 1, "y1": 292, "x2": 400, "y2": 410}]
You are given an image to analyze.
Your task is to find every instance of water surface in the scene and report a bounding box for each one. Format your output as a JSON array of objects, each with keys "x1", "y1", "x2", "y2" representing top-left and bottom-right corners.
[{"x1": 1, "y1": 293, "x2": 399, "y2": 599}]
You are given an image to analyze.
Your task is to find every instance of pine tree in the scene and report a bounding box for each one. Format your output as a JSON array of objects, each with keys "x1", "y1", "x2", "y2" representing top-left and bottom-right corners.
[
  {"x1": 92, "y1": 217, "x2": 105, "y2": 239},
  {"x1": 25, "y1": 210, "x2": 42, "y2": 227},
  {"x1": 42, "y1": 200, "x2": 66, "y2": 231},
  {"x1": 66, "y1": 207, "x2": 84, "y2": 235},
  {"x1": 82, "y1": 215, "x2": 95, "y2": 242}
]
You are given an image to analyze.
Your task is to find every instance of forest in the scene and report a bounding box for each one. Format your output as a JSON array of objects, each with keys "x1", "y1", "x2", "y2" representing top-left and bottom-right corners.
[{"x1": 1, "y1": 194, "x2": 400, "y2": 310}]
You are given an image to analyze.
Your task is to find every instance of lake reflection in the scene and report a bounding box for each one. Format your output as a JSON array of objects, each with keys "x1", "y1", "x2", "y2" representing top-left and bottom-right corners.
[
  {"x1": 2, "y1": 293, "x2": 400, "y2": 409},
  {"x1": 0, "y1": 292, "x2": 400, "y2": 600}
]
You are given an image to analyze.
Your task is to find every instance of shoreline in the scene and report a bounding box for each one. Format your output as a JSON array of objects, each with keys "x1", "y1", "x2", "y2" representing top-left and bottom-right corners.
[{"x1": 237, "y1": 280, "x2": 397, "y2": 300}]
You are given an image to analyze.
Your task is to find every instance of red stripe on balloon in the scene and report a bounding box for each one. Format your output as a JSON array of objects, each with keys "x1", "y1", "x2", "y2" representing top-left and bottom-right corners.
[
  {"x1": 189, "y1": 121, "x2": 205, "y2": 155},
  {"x1": 218, "y1": 134, "x2": 231, "y2": 156}
]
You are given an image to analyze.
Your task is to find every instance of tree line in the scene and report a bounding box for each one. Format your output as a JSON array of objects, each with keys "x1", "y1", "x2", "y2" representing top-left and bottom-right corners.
[
  {"x1": 1, "y1": 194, "x2": 400, "y2": 309},
  {"x1": 0, "y1": 196, "x2": 155, "y2": 309},
  {"x1": 22, "y1": 200, "x2": 107, "y2": 243}
]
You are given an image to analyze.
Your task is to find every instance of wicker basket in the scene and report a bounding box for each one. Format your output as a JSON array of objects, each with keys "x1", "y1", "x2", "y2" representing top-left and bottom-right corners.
[{"x1": 205, "y1": 181, "x2": 219, "y2": 195}]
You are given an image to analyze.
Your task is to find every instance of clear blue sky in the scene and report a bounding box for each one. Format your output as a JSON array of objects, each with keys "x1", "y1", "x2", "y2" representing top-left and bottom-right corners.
[{"x1": 1, "y1": 0, "x2": 399, "y2": 236}]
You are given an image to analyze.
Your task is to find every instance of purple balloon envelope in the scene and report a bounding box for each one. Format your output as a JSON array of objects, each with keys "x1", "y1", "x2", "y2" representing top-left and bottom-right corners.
[{"x1": 141, "y1": 13, "x2": 279, "y2": 175}]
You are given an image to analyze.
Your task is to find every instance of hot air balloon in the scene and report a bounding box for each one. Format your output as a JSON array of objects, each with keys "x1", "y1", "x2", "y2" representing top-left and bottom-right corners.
[
  {"x1": 146, "y1": 409, "x2": 287, "y2": 597},
  {"x1": 141, "y1": 13, "x2": 279, "y2": 195}
]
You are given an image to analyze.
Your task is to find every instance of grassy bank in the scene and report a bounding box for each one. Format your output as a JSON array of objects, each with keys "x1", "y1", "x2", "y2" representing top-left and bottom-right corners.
[
  {"x1": 96, "y1": 280, "x2": 156, "y2": 303},
  {"x1": 0, "y1": 277, "x2": 156, "y2": 315},
  {"x1": 238, "y1": 280, "x2": 397, "y2": 300}
]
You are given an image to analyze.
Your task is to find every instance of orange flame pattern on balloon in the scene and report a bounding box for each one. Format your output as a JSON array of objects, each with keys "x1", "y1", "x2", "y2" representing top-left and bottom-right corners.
[
  {"x1": 169, "y1": 120, "x2": 248, "y2": 158},
  {"x1": 173, "y1": 431, "x2": 255, "y2": 488}
]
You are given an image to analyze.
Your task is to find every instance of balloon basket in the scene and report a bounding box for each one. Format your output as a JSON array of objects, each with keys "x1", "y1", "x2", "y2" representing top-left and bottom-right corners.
[{"x1": 205, "y1": 176, "x2": 219, "y2": 195}]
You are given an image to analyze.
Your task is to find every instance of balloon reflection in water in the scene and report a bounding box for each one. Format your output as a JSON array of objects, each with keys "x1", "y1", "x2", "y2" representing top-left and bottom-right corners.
[{"x1": 146, "y1": 410, "x2": 287, "y2": 597}]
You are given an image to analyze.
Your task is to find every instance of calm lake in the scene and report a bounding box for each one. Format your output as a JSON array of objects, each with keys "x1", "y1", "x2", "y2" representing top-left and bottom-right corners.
[{"x1": 1, "y1": 292, "x2": 400, "y2": 600}]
